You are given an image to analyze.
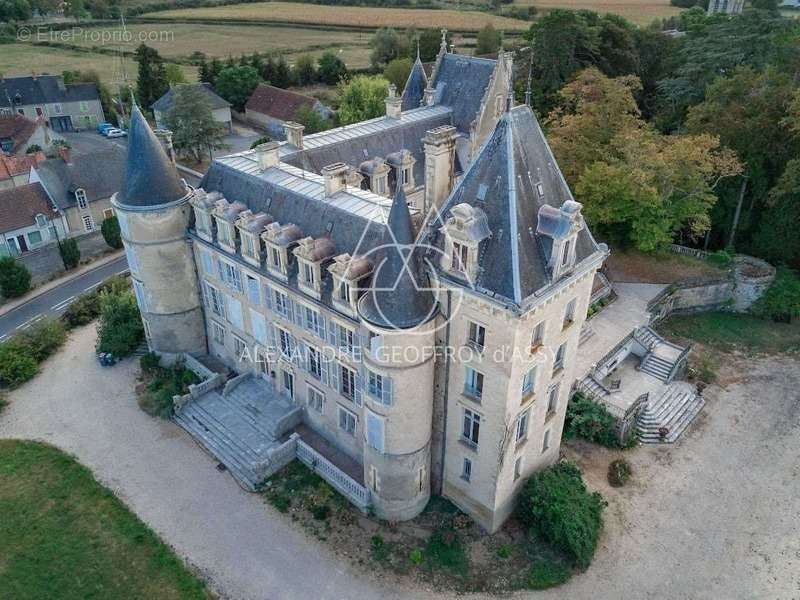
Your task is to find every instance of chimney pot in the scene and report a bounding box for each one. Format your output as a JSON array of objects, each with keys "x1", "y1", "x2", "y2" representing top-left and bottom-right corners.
[
  {"x1": 321, "y1": 162, "x2": 349, "y2": 197},
  {"x1": 284, "y1": 121, "x2": 305, "y2": 149},
  {"x1": 255, "y1": 141, "x2": 280, "y2": 171}
]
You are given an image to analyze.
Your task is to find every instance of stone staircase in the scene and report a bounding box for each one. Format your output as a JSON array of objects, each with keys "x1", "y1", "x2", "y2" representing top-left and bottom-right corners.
[
  {"x1": 635, "y1": 326, "x2": 688, "y2": 383},
  {"x1": 636, "y1": 326, "x2": 661, "y2": 349},
  {"x1": 578, "y1": 322, "x2": 595, "y2": 347},
  {"x1": 637, "y1": 382, "x2": 705, "y2": 443},
  {"x1": 173, "y1": 375, "x2": 302, "y2": 490},
  {"x1": 640, "y1": 353, "x2": 673, "y2": 382}
]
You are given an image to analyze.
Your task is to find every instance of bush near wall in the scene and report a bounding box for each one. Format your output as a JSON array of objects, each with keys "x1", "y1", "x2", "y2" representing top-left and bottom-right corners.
[
  {"x1": 564, "y1": 393, "x2": 624, "y2": 448},
  {"x1": 751, "y1": 267, "x2": 800, "y2": 323},
  {"x1": 59, "y1": 238, "x2": 81, "y2": 270},
  {"x1": 137, "y1": 353, "x2": 199, "y2": 418},
  {"x1": 516, "y1": 462, "x2": 606, "y2": 570},
  {"x1": 96, "y1": 289, "x2": 144, "y2": 357},
  {"x1": 101, "y1": 216, "x2": 123, "y2": 249},
  {"x1": 0, "y1": 319, "x2": 67, "y2": 388},
  {"x1": 0, "y1": 257, "x2": 32, "y2": 298}
]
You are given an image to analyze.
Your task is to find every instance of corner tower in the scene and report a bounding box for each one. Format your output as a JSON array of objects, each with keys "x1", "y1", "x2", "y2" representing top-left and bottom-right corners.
[
  {"x1": 358, "y1": 186, "x2": 438, "y2": 521},
  {"x1": 112, "y1": 104, "x2": 206, "y2": 356}
]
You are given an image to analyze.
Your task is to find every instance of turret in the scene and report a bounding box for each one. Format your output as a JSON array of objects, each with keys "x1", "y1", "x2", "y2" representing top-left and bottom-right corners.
[
  {"x1": 111, "y1": 104, "x2": 207, "y2": 357},
  {"x1": 358, "y1": 186, "x2": 438, "y2": 520}
]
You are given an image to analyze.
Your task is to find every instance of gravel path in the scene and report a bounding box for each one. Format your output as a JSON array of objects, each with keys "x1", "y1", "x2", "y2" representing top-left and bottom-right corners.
[{"x1": 1, "y1": 324, "x2": 797, "y2": 599}]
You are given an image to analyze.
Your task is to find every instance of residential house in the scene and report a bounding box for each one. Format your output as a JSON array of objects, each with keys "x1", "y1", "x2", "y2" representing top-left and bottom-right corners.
[
  {"x1": 0, "y1": 152, "x2": 46, "y2": 191},
  {"x1": 30, "y1": 145, "x2": 124, "y2": 236},
  {"x1": 0, "y1": 114, "x2": 62, "y2": 157},
  {"x1": 0, "y1": 182, "x2": 66, "y2": 256},
  {"x1": 0, "y1": 75, "x2": 105, "y2": 132},
  {"x1": 244, "y1": 84, "x2": 332, "y2": 138},
  {"x1": 152, "y1": 83, "x2": 232, "y2": 132}
]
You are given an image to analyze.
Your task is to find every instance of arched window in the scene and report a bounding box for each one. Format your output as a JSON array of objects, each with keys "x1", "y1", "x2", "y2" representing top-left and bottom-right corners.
[{"x1": 75, "y1": 188, "x2": 88, "y2": 209}]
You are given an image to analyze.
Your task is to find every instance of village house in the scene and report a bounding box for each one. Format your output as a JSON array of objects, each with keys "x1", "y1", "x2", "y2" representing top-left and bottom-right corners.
[
  {"x1": 0, "y1": 152, "x2": 46, "y2": 191},
  {"x1": 0, "y1": 182, "x2": 66, "y2": 256},
  {"x1": 0, "y1": 114, "x2": 63, "y2": 157},
  {"x1": 152, "y1": 83, "x2": 233, "y2": 132},
  {"x1": 244, "y1": 83, "x2": 333, "y2": 139}
]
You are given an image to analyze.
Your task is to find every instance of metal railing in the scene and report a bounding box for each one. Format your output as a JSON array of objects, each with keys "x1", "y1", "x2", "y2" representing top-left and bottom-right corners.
[{"x1": 296, "y1": 439, "x2": 371, "y2": 512}]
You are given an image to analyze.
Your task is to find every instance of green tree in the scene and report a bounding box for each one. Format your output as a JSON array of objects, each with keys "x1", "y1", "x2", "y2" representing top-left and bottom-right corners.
[
  {"x1": 317, "y1": 51, "x2": 348, "y2": 85},
  {"x1": 337, "y1": 75, "x2": 388, "y2": 125},
  {"x1": 293, "y1": 104, "x2": 331, "y2": 134},
  {"x1": 370, "y1": 28, "x2": 407, "y2": 69},
  {"x1": 164, "y1": 63, "x2": 186, "y2": 86},
  {"x1": 752, "y1": 160, "x2": 800, "y2": 267},
  {"x1": 58, "y1": 238, "x2": 80, "y2": 270},
  {"x1": 272, "y1": 55, "x2": 292, "y2": 89},
  {"x1": 134, "y1": 44, "x2": 169, "y2": 109},
  {"x1": 164, "y1": 84, "x2": 227, "y2": 163},
  {"x1": 214, "y1": 65, "x2": 260, "y2": 112},
  {"x1": 96, "y1": 289, "x2": 145, "y2": 357},
  {"x1": 0, "y1": 0, "x2": 31, "y2": 21},
  {"x1": 415, "y1": 28, "x2": 450, "y2": 62},
  {"x1": 752, "y1": 267, "x2": 800, "y2": 322},
  {"x1": 475, "y1": 23, "x2": 502, "y2": 55},
  {"x1": 383, "y1": 58, "x2": 411, "y2": 91},
  {"x1": 0, "y1": 345, "x2": 37, "y2": 387},
  {"x1": 0, "y1": 257, "x2": 31, "y2": 298},
  {"x1": 293, "y1": 55, "x2": 316, "y2": 86},
  {"x1": 100, "y1": 216, "x2": 122, "y2": 249}
]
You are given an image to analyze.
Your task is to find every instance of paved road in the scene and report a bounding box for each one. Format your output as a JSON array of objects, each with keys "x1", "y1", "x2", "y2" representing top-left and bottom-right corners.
[{"x1": 0, "y1": 255, "x2": 128, "y2": 340}]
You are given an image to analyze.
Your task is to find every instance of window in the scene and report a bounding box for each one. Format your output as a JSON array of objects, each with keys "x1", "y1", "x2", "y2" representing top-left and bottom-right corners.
[
  {"x1": 75, "y1": 189, "x2": 88, "y2": 209},
  {"x1": 522, "y1": 367, "x2": 536, "y2": 396},
  {"x1": 219, "y1": 260, "x2": 242, "y2": 292},
  {"x1": 27, "y1": 230, "x2": 42, "y2": 245},
  {"x1": 337, "y1": 324, "x2": 355, "y2": 353},
  {"x1": 270, "y1": 246, "x2": 282, "y2": 270},
  {"x1": 195, "y1": 209, "x2": 212, "y2": 234},
  {"x1": 233, "y1": 335, "x2": 247, "y2": 360},
  {"x1": 515, "y1": 410, "x2": 529, "y2": 443},
  {"x1": 338, "y1": 406, "x2": 357, "y2": 435},
  {"x1": 514, "y1": 456, "x2": 522, "y2": 481},
  {"x1": 562, "y1": 239, "x2": 572, "y2": 267},
  {"x1": 35, "y1": 213, "x2": 47, "y2": 228},
  {"x1": 307, "y1": 386, "x2": 324, "y2": 414},
  {"x1": 547, "y1": 384, "x2": 559, "y2": 417},
  {"x1": 211, "y1": 321, "x2": 225, "y2": 345},
  {"x1": 103, "y1": 208, "x2": 114, "y2": 219},
  {"x1": 274, "y1": 290, "x2": 289, "y2": 318},
  {"x1": 563, "y1": 298, "x2": 576, "y2": 329},
  {"x1": 79, "y1": 101, "x2": 89, "y2": 113},
  {"x1": 367, "y1": 370, "x2": 383, "y2": 399},
  {"x1": 403, "y1": 167, "x2": 411, "y2": 186},
  {"x1": 542, "y1": 429, "x2": 551, "y2": 452},
  {"x1": 217, "y1": 220, "x2": 232, "y2": 246},
  {"x1": 531, "y1": 322, "x2": 544, "y2": 350},
  {"x1": 52, "y1": 103, "x2": 63, "y2": 115},
  {"x1": 461, "y1": 457, "x2": 472, "y2": 482},
  {"x1": 369, "y1": 465, "x2": 379, "y2": 492},
  {"x1": 82, "y1": 214, "x2": 94, "y2": 232},
  {"x1": 132, "y1": 280, "x2": 147, "y2": 311},
  {"x1": 451, "y1": 241, "x2": 468, "y2": 273},
  {"x1": 340, "y1": 364, "x2": 356, "y2": 400},
  {"x1": 553, "y1": 343, "x2": 566, "y2": 372},
  {"x1": 304, "y1": 306, "x2": 320, "y2": 334},
  {"x1": 278, "y1": 328, "x2": 294, "y2": 358},
  {"x1": 366, "y1": 411, "x2": 385, "y2": 452},
  {"x1": 302, "y1": 262, "x2": 315, "y2": 286},
  {"x1": 205, "y1": 283, "x2": 225, "y2": 317},
  {"x1": 464, "y1": 367, "x2": 483, "y2": 400},
  {"x1": 226, "y1": 296, "x2": 243, "y2": 329},
  {"x1": 467, "y1": 322, "x2": 485, "y2": 351},
  {"x1": 338, "y1": 280, "x2": 350, "y2": 303},
  {"x1": 246, "y1": 275, "x2": 260, "y2": 305},
  {"x1": 462, "y1": 408, "x2": 481, "y2": 447},
  {"x1": 249, "y1": 308, "x2": 268, "y2": 345},
  {"x1": 308, "y1": 346, "x2": 322, "y2": 379}
]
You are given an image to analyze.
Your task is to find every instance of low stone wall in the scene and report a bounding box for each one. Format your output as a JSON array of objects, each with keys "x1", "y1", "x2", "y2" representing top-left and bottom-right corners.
[
  {"x1": 732, "y1": 255, "x2": 775, "y2": 311},
  {"x1": 17, "y1": 231, "x2": 114, "y2": 286}
]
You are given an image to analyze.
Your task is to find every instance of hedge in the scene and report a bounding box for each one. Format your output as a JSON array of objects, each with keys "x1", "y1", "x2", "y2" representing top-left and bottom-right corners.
[{"x1": 0, "y1": 257, "x2": 32, "y2": 298}]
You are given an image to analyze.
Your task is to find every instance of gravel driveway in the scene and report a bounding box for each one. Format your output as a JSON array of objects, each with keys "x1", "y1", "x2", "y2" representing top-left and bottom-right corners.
[{"x1": 1, "y1": 325, "x2": 797, "y2": 599}]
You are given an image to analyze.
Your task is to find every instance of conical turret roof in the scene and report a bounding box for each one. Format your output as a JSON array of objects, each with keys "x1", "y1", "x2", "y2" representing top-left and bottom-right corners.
[
  {"x1": 117, "y1": 104, "x2": 187, "y2": 208},
  {"x1": 358, "y1": 186, "x2": 436, "y2": 330},
  {"x1": 401, "y1": 54, "x2": 428, "y2": 112}
]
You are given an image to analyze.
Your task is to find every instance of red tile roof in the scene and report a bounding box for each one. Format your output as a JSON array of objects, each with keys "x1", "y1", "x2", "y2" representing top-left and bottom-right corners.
[
  {"x1": 0, "y1": 182, "x2": 58, "y2": 233},
  {"x1": 0, "y1": 114, "x2": 38, "y2": 154},
  {"x1": 0, "y1": 151, "x2": 45, "y2": 182},
  {"x1": 245, "y1": 84, "x2": 316, "y2": 122}
]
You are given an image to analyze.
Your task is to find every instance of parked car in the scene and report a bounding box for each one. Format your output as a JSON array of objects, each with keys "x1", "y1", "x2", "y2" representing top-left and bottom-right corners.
[
  {"x1": 104, "y1": 128, "x2": 127, "y2": 138},
  {"x1": 97, "y1": 122, "x2": 115, "y2": 134}
]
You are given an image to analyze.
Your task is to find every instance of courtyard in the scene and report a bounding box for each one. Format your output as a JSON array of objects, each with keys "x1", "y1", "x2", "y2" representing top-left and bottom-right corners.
[{"x1": 0, "y1": 323, "x2": 797, "y2": 599}]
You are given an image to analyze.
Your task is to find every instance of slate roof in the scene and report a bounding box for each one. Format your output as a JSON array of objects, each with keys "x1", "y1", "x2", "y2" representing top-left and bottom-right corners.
[
  {"x1": 0, "y1": 114, "x2": 37, "y2": 154},
  {"x1": 359, "y1": 185, "x2": 436, "y2": 330},
  {"x1": 34, "y1": 145, "x2": 126, "y2": 210},
  {"x1": 429, "y1": 54, "x2": 496, "y2": 135},
  {"x1": 0, "y1": 182, "x2": 58, "y2": 234},
  {"x1": 245, "y1": 84, "x2": 316, "y2": 121},
  {"x1": 401, "y1": 56, "x2": 428, "y2": 112},
  {"x1": 0, "y1": 76, "x2": 99, "y2": 109},
  {"x1": 152, "y1": 83, "x2": 231, "y2": 113},
  {"x1": 117, "y1": 105, "x2": 188, "y2": 208},
  {"x1": 426, "y1": 105, "x2": 599, "y2": 306}
]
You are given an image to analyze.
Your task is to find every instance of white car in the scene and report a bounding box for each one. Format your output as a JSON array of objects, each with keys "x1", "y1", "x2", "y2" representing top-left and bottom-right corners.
[{"x1": 105, "y1": 128, "x2": 127, "y2": 138}]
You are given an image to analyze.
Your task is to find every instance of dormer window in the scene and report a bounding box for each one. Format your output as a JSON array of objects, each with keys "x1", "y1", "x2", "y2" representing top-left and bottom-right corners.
[
  {"x1": 536, "y1": 200, "x2": 584, "y2": 280},
  {"x1": 212, "y1": 198, "x2": 247, "y2": 252},
  {"x1": 440, "y1": 203, "x2": 490, "y2": 281},
  {"x1": 339, "y1": 280, "x2": 350, "y2": 302},
  {"x1": 302, "y1": 262, "x2": 315, "y2": 286},
  {"x1": 235, "y1": 211, "x2": 271, "y2": 266},
  {"x1": 328, "y1": 253, "x2": 372, "y2": 317},
  {"x1": 452, "y1": 242, "x2": 468, "y2": 274},
  {"x1": 190, "y1": 189, "x2": 218, "y2": 242},
  {"x1": 293, "y1": 236, "x2": 336, "y2": 300},
  {"x1": 75, "y1": 188, "x2": 88, "y2": 209},
  {"x1": 270, "y1": 246, "x2": 282, "y2": 270},
  {"x1": 262, "y1": 222, "x2": 303, "y2": 282}
]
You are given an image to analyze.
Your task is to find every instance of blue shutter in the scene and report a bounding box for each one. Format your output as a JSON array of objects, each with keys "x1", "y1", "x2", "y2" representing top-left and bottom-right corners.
[
  {"x1": 201, "y1": 249, "x2": 213, "y2": 274},
  {"x1": 327, "y1": 319, "x2": 337, "y2": 346},
  {"x1": 382, "y1": 375, "x2": 393, "y2": 406},
  {"x1": 227, "y1": 296, "x2": 243, "y2": 330},
  {"x1": 249, "y1": 308, "x2": 267, "y2": 345},
  {"x1": 354, "y1": 369, "x2": 363, "y2": 406},
  {"x1": 247, "y1": 276, "x2": 260, "y2": 305},
  {"x1": 366, "y1": 411, "x2": 385, "y2": 452},
  {"x1": 329, "y1": 360, "x2": 339, "y2": 393},
  {"x1": 317, "y1": 313, "x2": 326, "y2": 340},
  {"x1": 320, "y1": 355, "x2": 329, "y2": 387},
  {"x1": 292, "y1": 300, "x2": 304, "y2": 327},
  {"x1": 216, "y1": 258, "x2": 225, "y2": 282},
  {"x1": 263, "y1": 284, "x2": 273, "y2": 310},
  {"x1": 268, "y1": 323, "x2": 278, "y2": 360},
  {"x1": 286, "y1": 296, "x2": 295, "y2": 323},
  {"x1": 297, "y1": 340, "x2": 307, "y2": 370}
]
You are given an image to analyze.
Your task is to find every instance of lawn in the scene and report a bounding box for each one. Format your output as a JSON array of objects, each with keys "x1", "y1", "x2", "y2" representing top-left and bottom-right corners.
[
  {"x1": 658, "y1": 312, "x2": 800, "y2": 355},
  {"x1": 0, "y1": 440, "x2": 211, "y2": 599},
  {"x1": 605, "y1": 248, "x2": 726, "y2": 284},
  {"x1": 144, "y1": 1, "x2": 530, "y2": 31},
  {"x1": 0, "y1": 43, "x2": 196, "y2": 88},
  {"x1": 513, "y1": 0, "x2": 681, "y2": 25}
]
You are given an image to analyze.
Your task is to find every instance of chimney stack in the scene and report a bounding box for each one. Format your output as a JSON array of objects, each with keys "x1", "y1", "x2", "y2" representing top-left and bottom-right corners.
[
  {"x1": 385, "y1": 83, "x2": 401, "y2": 119},
  {"x1": 423, "y1": 125, "x2": 457, "y2": 212},
  {"x1": 255, "y1": 141, "x2": 280, "y2": 171},
  {"x1": 284, "y1": 121, "x2": 305, "y2": 149},
  {"x1": 57, "y1": 144, "x2": 71, "y2": 164},
  {"x1": 321, "y1": 162, "x2": 349, "y2": 197}
]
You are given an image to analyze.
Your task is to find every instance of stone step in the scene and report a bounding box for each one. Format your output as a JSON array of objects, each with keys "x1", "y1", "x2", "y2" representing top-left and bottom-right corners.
[
  {"x1": 579, "y1": 324, "x2": 595, "y2": 347},
  {"x1": 640, "y1": 386, "x2": 683, "y2": 418},
  {"x1": 220, "y1": 388, "x2": 300, "y2": 440},
  {"x1": 640, "y1": 392, "x2": 696, "y2": 427},
  {"x1": 637, "y1": 385, "x2": 705, "y2": 443},
  {"x1": 189, "y1": 395, "x2": 278, "y2": 457},
  {"x1": 639, "y1": 398, "x2": 704, "y2": 443}
]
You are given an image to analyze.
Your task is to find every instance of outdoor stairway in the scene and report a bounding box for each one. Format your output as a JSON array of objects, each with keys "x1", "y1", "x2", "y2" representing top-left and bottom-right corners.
[
  {"x1": 172, "y1": 375, "x2": 302, "y2": 491},
  {"x1": 579, "y1": 322, "x2": 595, "y2": 347},
  {"x1": 640, "y1": 353, "x2": 673, "y2": 382},
  {"x1": 636, "y1": 326, "x2": 688, "y2": 383},
  {"x1": 637, "y1": 382, "x2": 705, "y2": 443},
  {"x1": 636, "y1": 326, "x2": 661, "y2": 349}
]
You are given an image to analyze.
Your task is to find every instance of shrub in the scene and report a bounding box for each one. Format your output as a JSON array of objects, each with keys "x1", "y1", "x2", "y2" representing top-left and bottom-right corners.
[
  {"x1": 496, "y1": 543, "x2": 512, "y2": 559},
  {"x1": 751, "y1": 267, "x2": 800, "y2": 323},
  {"x1": 268, "y1": 492, "x2": 291, "y2": 513},
  {"x1": 423, "y1": 529, "x2": 468, "y2": 576},
  {"x1": 311, "y1": 504, "x2": 331, "y2": 520},
  {"x1": 96, "y1": 290, "x2": 144, "y2": 357},
  {"x1": 61, "y1": 292, "x2": 102, "y2": 327},
  {"x1": 564, "y1": 393, "x2": 621, "y2": 448},
  {"x1": 14, "y1": 318, "x2": 67, "y2": 362},
  {"x1": 706, "y1": 249, "x2": 734, "y2": 268},
  {"x1": 607, "y1": 459, "x2": 632, "y2": 487},
  {"x1": 100, "y1": 216, "x2": 123, "y2": 249},
  {"x1": 140, "y1": 351, "x2": 161, "y2": 374},
  {"x1": 59, "y1": 238, "x2": 81, "y2": 270},
  {"x1": 0, "y1": 344, "x2": 38, "y2": 388},
  {"x1": 0, "y1": 257, "x2": 31, "y2": 298},
  {"x1": 138, "y1": 361, "x2": 199, "y2": 418},
  {"x1": 516, "y1": 462, "x2": 606, "y2": 569},
  {"x1": 409, "y1": 548, "x2": 423, "y2": 565},
  {"x1": 371, "y1": 535, "x2": 389, "y2": 562},
  {"x1": 526, "y1": 558, "x2": 571, "y2": 589}
]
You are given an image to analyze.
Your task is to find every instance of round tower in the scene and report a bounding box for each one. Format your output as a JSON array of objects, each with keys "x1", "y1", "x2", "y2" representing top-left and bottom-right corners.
[
  {"x1": 111, "y1": 105, "x2": 206, "y2": 357},
  {"x1": 358, "y1": 186, "x2": 438, "y2": 521}
]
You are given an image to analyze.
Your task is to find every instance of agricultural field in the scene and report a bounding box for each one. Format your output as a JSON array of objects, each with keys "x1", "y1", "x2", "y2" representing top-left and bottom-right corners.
[
  {"x1": 512, "y1": 0, "x2": 681, "y2": 25},
  {"x1": 144, "y1": 1, "x2": 530, "y2": 31},
  {"x1": 0, "y1": 43, "x2": 197, "y2": 87}
]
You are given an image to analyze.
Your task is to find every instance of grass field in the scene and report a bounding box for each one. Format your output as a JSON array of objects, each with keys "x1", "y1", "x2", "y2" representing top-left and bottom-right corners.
[
  {"x1": 512, "y1": 0, "x2": 680, "y2": 25},
  {"x1": 0, "y1": 43, "x2": 197, "y2": 88},
  {"x1": 144, "y1": 1, "x2": 530, "y2": 31},
  {"x1": 0, "y1": 440, "x2": 210, "y2": 599}
]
